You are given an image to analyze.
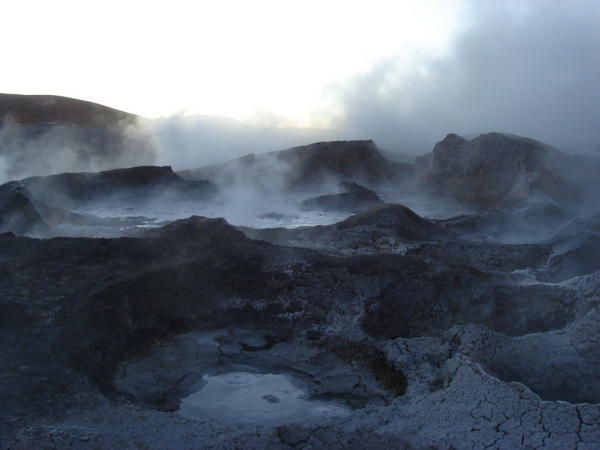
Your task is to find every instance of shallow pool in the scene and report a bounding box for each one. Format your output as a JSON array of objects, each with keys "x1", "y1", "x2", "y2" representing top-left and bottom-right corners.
[{"x1": 178, "y1": 370, "x2": 350, "y2": 425}]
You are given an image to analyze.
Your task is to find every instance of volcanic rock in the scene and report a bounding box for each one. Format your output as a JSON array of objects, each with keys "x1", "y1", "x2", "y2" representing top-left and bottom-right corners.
[
  {"x1": 434, "y1": 199, "x2": 572, "y2": 243},
  {"x1": 3, "y1": 212, "x2": 600, "y2": 449},
  {"x1": 5, "y1": 131, "x2": 600, "y2": 450},
  {"x1": 420, "y1": 132, "x2": 583, "y2": 208},
  {"x1": 242, "y1": 203, "x2": 448, "y2": 255},
  {"x1": 16, "y1": 165, "x2": 215, "y2": 208},
  {"x1": 180, "y1": 140, "x2": 414, "y2": 190},
  {"x1": 0, "y1": 182, "x2": 47, "y2": 234},
  {"x1": 337, "y1": 204, "x2": 444, "y2": 238},
  {"x1": 299, "y1": 181, "x2": 384, "y2": 213}
]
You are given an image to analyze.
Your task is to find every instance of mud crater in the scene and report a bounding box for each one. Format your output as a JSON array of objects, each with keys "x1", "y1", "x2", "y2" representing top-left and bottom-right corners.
[{"x1": 114, "y1": 327, "x2": 394, "y2": 424}]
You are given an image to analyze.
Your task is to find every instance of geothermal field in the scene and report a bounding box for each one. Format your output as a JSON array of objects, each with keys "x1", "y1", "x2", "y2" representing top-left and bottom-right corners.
[{"x1": 2, "y1": 95, "x2": 600, "y2": 449}]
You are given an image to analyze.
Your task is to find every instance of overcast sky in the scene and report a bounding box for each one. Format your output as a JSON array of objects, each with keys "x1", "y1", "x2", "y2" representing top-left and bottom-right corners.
[
  {"x1": 2, "y1": 0, "x2": 462, "y2": 122},
  {"x1": 3, "y1": 0, "x2": 600, "y2": 153}
]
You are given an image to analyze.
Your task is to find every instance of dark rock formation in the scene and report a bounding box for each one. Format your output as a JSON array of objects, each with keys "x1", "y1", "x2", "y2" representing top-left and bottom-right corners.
[
  {"x1": 420, "y1": 132, "x2": 584, "y2": 208},
  {"x1": 300, "y1": 181, "x2": 384, "y2": 213},
  {"x1": 434, "y1": 199, "x2": 572, "y2": 243},
  {"x1": 0, "y1": 182, "x2": 47, "y2": 234},
  {"x1": 15, "y1": 165, "x2": 215, "y2": 208},
  {"x1": 0, "y1": 165, "x2": 217, "y2": 234},
  {"x1": 336, "y1": 204, "x2": 444, "y2": 239},
  {"x1": 539, "y1": 232, "x2": 600, "y2": 282},
  {"x1": 242, "y1": 204, "x2": 449, "y2": 255},
  {"x1": 180, "y1": 140, "x2": 414, "y2": 190},
  {"x1": 338, "y1": 180, "x2": 374, "y2": 194}
]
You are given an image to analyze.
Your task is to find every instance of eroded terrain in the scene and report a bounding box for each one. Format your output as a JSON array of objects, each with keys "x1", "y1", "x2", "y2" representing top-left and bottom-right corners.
[{"x1": 2, "y1": 133, "x2": 600, "y2": 449}]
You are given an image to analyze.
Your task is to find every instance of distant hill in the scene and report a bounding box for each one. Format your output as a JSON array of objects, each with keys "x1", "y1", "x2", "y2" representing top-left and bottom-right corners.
[
  {"x1": 0, "y1": 94, "x2": 154, "y2": 181},
  {"x1": 0, "y1": 93, "x2": 138, "y2": 127}
]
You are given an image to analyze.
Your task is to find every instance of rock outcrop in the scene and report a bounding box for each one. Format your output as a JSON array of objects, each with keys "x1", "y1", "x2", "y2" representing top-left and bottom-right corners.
[
  {"x1": 299, "y1": 181, "x2": 384, "y2": 213},
  {"x1": 336, "y1": 203, "x2": 444, "y2": 238},
  {"x1": 180, "y1": 140, "x2": 413, "y2": 190},
  {"x1": 15, "y1": 165, "x2": 215, "y2": 208},
  {"x1": 420, "y1": 132, "x2": 584, "y2": 208},
  {"x1": 0, "y1": 182, "x2": 47, "y2": 234},
  {"x1": 242, "y1": 203, "x2": 448, "y2": 255}
]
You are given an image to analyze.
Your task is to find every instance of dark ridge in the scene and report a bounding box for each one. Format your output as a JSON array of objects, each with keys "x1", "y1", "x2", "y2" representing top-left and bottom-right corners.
[
  {"x1": 337, "y1": 203, "x2": 445, "y2": 240},
  {"x1": 144, "y1": 216, "x2": 248, "y2": 243},
  {"x1": 16, "y1": 165, "x2": 189, "y2": 206},
  {"x1": 0, "y1": 93, "x2": 139, "y2": 127},
  {"x1": 300, "y1": 181, "x2": 384, "y2": 213},
  {"x1": 180, "y1": 140, "x2": 414, "y2": 188}
]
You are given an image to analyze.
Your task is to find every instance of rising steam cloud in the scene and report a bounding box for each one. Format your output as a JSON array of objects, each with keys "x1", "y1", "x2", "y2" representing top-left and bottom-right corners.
[
  {"x1": 145, "y1": 115, "x2": 345, "y2": 171},
  {"x1": 2, "y1": 0, "x2": 599, "y2": 184},
  {"x1": 0, "y1": 120, "x2": 155, "y2": 182},
  {"x1": 332, "y1": 0, "x2": 600, "y2": 155}
]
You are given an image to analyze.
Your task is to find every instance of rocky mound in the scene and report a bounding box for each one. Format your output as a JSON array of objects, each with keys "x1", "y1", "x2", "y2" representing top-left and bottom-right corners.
[
  {"x1": 144, "y1": 215, "x2": 248, "y2": 243},
  {"x1": 0, "y1": 182, "x2": 47, "y2": 234},
  {"x1": 0, "y1": 179, "x2": 146, "y2": 235},
  {"x1": 337, "y1": 204, "x2": 445, "y2": 239},
  {"x1": 243, "y1": 203, "x2": 448, "y2": 255},
  {"x1": 338, "y1": 180, "x2": 373, "y2": 193},
  {"x1": 180, "y1": 140, "x2": 413, "y2": 190},
  {"x1": 551, "y1": 212, "x2": 600, "y2": 242},
  {"x1": 299, "y1": 181, "x2": 384, "y2": 213},
  {"x1": 434, "y1": 199, "x2": 573, "y2": 243},
  {"x1": 15, "y1": 165, "x2": 214, "y2": 208},
  {"x1": 420, "y1": 132, "x2": 583, "y2": 208}
]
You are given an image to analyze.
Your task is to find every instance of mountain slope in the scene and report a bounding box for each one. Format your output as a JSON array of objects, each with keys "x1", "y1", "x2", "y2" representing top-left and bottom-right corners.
[
  {"x1": 0, "y1": 93, "x2": 138, "y2": 127},
  {"x1": 0, "y1": 94, "x2": 154, "y2": 181}
]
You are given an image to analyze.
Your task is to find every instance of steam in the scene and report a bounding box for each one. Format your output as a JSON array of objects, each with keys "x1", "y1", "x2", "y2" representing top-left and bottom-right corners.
[
  {"x1": 332, "y1": 0, "x2": 600, "y2": 155},
  {"x1": 0, "y1": 119, "x2": 154, "y2": 183},
  {"x1": 144, "y1": 115, "x2": 344, "y2": 171},
  {"x1": 2, "y1": 0, "x2": 600, "y2": 238}
]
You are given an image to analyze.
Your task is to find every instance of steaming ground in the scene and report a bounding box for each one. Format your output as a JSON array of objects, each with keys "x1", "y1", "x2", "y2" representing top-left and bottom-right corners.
[
  {"x1": 76, "y1": 202, "x2": 349, "y2": 229},
  {"x1": 3, "y1": 133, "x2": 600, "y2": 449},
  {"x1": 45, "y1": 186, "x2": 473, "y2": 240}
]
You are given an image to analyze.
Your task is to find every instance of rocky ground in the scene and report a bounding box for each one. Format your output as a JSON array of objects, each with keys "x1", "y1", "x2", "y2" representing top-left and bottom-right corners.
[
  {"x1": 0, "y1": 207, "x2": 599, "y2": 449},
  {"x1": 1, "y1": 132, "x2": 600, "y2": 449}
]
